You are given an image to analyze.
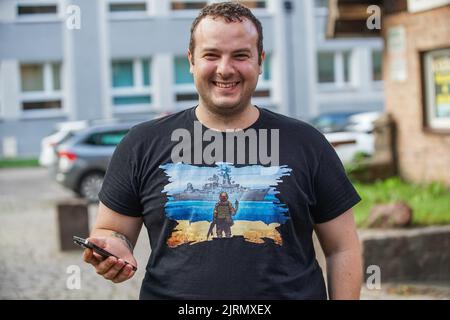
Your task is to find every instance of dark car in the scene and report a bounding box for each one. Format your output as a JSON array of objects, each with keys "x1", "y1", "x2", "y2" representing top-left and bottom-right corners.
[
  {"x1": 309, "y1": 111, "x2": 359, "y2": 133},
  {"x1": 52, "y1": 122, "x2": 138, "y2": 202}
]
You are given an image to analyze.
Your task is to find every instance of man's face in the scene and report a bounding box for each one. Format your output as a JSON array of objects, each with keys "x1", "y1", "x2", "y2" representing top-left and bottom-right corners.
[
  {"x1": 220, "y1": 193, "x2": 228, "y2": 201},
  {"x1": 188, "y1": 16, "x2": 265, "y2": 116}
]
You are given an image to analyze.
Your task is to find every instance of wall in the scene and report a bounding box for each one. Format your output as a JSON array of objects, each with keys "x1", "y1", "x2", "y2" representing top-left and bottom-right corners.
[{"x1": 383, "y1": 6, "x2": 450, "y2": 185}]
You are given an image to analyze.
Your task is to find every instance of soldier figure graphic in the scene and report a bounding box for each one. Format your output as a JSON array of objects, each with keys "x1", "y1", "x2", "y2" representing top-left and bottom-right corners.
[{"x1": 209, "y1": 192, "x2": 239, "y2": 238}]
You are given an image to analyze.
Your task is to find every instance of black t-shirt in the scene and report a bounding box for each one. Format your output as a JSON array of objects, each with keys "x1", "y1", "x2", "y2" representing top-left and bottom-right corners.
[{"x1": 98, "y1": 106, "x2": 361, "y2": 300}]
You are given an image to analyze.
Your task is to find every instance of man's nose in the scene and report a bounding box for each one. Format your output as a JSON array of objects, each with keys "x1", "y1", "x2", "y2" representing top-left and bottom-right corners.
[{"x1": 216, "y1": 58, "x2": 235, "y2": 78}]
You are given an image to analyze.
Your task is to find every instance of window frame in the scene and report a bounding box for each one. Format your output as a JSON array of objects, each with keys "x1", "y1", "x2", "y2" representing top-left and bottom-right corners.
[
  {"x1": 422, "y1": 47, "x2": 450, "y2": 133},
  {"x1": 15, "y1": 0, "x2": 62, "y2": 23},
  {"x1": 173, "y1": 56, "x2": 197, "y2": 108},
  {"x1": 110, "y1": 58, "x2": 155, "y2": 113},
  {"x1": 371, "y1": 49, "x2": 383, "y2": 83},
  {"x1": 169, "y1": 0, "x2": 270, "y2": 18},
  {"x1": 19, "y1": 61, "x2": 65, "y2": 118},
  {"x1": 252, "y1": 52, "x2": 273, "y2": 106},
  {"x1": 317, "y1": 50, "x2": 354, "y2": 91},
  {"x1": 108, "y1": 0, "x2": 154, "y2": 20}
]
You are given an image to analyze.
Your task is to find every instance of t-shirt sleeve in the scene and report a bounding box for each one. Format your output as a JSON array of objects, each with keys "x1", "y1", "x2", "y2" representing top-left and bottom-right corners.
[
  {"x1": 310, "y1": 139, "x2": 361, "y2": 224},
  {"x1": 98, "y1": 128, "x2": 143, "y2": 217}
]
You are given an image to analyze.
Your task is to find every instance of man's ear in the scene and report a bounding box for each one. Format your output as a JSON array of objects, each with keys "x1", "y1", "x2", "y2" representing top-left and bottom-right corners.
[
  {"x1": 188, "y1": 50, "x2": 194, "y2": 73},
  {"x1": 259, "y1": 51, "x2": 266, "y2": 74}
]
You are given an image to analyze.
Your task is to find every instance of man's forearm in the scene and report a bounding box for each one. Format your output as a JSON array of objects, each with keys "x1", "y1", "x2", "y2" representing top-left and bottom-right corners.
[{"x1": 326, "y1": 248, "x2": 363, "y2": 300}]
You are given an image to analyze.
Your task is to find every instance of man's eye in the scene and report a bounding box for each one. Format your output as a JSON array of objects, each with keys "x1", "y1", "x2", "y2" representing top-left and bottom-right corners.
[
  {"x1": 235, "y1": 55, "x2": 249, "y2": 60},
  {"x1": 204, "y1": 54, "x2": 218, "y2": 59}
]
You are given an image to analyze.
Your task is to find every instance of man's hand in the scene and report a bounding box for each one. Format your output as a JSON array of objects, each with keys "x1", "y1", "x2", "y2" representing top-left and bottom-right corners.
[{"x1": 83, "y1": 236, "x2": 137, "y2": 283}]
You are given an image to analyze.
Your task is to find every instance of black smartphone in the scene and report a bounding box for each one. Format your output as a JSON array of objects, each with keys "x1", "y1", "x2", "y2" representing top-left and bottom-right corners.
[{"x1": 73, "y1": 236, "x2": 137, "y2": 271}]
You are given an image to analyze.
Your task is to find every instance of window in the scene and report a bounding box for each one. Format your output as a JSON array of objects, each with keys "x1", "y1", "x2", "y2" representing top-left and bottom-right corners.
[
  {"x1": 174, "y1": 57, "x2": 197, "y2": 103},
  {"x1": 174, "y1": 57, "x2": 193, "y2": 85},
  {"x1": 171, "y1": 0, "x2": 267, "y2": 12},
  {"x1": 85, "y1": 130, "x2": 129, "y2": 146},
  {"x1": 314, "y1": 0, "x2": 328, "y2": 8},
  {"x1": 238, "y1": 1, "x2": 267, "y2": 9},
  {"x1": 317, "y1": 51, "x2": 352, "y2": 87},
  {"x1": 111, "y1": 58, "x2": 153, "y2": 110},
  {"x1": 343, "y1": 51, "x2": 351, "y2": 83},
  {"x1": 422, "y1": 47, "x2": 450, "y2": 130},
  {"x1": 18, "y1": 5, "x2": 57, "y2": 15},
  {"x1": 318, "y1": 52, "x2": 334, "y2": 83},
  {"x1": 16, "y1": 1, "x2": 59, "y2": 21},
  {"x1": 372, "y1": 50, "x2": 383, "y2": 81},
  {"x1": 253, "y1": 53, "x2": 272, "y2": 98},
  {"x1": 20, "y1": 62, "x2": 62, "y2": 111},
  {"x1": 109, "y1": 1, "x2": 147, "y2": 12},
  {"x1": 21, "y1": 64, "x2": 44, "y2": 92},
  {"x1": 171, "y1": 0, "x2": 207, "y2": 11}
]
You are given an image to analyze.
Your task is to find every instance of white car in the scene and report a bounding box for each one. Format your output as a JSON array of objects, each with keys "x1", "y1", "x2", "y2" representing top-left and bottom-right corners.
[
  {"x1": 39, "y1": 121, "x2": 88, "y2": 167},
  {"x1": 324, "y1": 111, "x2": 381, "y2": 164}
]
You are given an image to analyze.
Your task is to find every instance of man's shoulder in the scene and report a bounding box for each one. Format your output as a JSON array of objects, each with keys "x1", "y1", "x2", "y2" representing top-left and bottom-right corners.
[
  {"x1": 260, "y1": 108, "x2": 325, "y2": 141},
  {"x1": 130, "y1": 108, "x2": 194, "y2": 136}
]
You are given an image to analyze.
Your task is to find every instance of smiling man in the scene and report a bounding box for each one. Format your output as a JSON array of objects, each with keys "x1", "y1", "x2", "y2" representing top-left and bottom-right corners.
[{"x1": 83, "y1": 2, "x2": 363, "y2": 300}]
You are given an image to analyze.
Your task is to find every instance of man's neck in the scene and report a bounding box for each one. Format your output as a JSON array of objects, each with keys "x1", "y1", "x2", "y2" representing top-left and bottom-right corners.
[{"x1": 195, "y1": 103, "x2": 260, "y2": 131}]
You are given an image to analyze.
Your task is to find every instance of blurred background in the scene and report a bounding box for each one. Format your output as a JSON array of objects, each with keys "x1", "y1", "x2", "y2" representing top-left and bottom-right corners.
[{"x1": 0, "y1": 0, "x2": 449, "y2": 299}]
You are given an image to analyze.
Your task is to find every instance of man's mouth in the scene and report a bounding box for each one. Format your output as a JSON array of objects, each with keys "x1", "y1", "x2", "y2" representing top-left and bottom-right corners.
[{"x1": 212, "y1": 81, "x2": 240, "y2": 89}]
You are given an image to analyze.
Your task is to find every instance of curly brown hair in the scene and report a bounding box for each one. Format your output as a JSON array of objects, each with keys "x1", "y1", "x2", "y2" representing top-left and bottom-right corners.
[{"x1": 189, "y1": 1, "x2": 264, "y2": 65}]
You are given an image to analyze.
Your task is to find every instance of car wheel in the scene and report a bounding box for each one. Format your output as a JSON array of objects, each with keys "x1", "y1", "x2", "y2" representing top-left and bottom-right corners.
[{"x1": 79, "y1": 172, "x2": 104, "y2": 203}]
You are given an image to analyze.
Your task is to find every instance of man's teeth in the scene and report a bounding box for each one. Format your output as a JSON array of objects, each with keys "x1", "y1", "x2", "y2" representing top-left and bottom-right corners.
[{"x1": 214, "y1": 82, "x2": 239, "y2": 88}]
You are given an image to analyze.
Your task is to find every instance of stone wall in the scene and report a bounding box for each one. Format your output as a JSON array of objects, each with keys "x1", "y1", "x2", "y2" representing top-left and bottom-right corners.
[{"x1": 360, "y1": 226, "x2": 450, "y2": 283}]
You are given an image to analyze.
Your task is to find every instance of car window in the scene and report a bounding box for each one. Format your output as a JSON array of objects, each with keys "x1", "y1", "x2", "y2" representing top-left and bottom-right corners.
[{"x1": 84, "y1": 130, "x2": 129, "y2": 146}]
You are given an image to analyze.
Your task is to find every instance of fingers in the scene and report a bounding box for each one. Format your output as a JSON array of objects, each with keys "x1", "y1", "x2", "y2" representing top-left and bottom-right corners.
[
  {"x1": 102, "y1": 258, "x2": 125, "y2": 280},
  {"x1": 95, "y1": 256, "x2": 119, "y2": 275},
  {"x1": 82, "y1": 236, "x2": 136, "y2": 283},
  {"x1": 112, "y1": 264, "x2": 136, "y2": 283},
  {"x1": 83, "y1": 248, "x2": 101, "y2": 266},
  {"x1": 96, "y1": 257, "x2": 135, "y2": 283}
]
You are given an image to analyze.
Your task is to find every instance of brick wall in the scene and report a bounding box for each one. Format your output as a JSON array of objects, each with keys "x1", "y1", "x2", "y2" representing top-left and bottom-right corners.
[{"x1": 383, "y1": 6, "x2": 450, "y2": 185}]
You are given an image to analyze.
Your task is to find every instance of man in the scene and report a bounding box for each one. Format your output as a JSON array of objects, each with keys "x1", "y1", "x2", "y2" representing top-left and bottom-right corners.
[
  {"x1": 84, "y1": 2, "x2": 362, "y2": 299},
  {"x1": 212, "y1": 192, "x2": 238, "y2": 238}
]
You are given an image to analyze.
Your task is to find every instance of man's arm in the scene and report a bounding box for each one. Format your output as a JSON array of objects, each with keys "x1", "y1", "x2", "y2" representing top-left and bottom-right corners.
[
  {"x1": 83, "y1": 201, "x2": 143, "y2": 283},
  {"x1": 314, "y1": 209, "x2": 362, "y2": 300}
]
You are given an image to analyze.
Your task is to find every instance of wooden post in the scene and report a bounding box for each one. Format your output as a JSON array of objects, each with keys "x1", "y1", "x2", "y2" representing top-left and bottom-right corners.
[{"x1": 57, "y1": 199, "x2": 90, "y2": 251}]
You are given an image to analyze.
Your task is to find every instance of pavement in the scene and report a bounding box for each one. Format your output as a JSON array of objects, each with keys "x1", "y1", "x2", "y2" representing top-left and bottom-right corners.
[{"x1": 0, "y1": 167, "x2": 448, "y2": 300}]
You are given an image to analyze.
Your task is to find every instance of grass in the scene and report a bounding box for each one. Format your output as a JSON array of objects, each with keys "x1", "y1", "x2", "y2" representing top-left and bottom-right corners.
[
  {"x1": 0, "y1": 158, "x2": 40, "y2": 168},
  {"x1": 352, "y1": 177, "x2": 450, "y2": 227}
]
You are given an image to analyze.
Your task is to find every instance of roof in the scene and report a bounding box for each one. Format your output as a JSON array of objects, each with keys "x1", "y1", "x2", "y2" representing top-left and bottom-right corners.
[{"x1": 326, "y1": 0, "x2": 407, "y2": 38}]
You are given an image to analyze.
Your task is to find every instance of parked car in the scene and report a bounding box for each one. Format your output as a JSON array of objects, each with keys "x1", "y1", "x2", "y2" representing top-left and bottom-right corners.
[
  {"x1": 312, "y1": 111, "x2": 381, "y2": 163},
  {"x1": 39, "y1": 118, "x2": 132, "y2": 167},
  {"x1": 310, "y1": 111, "x2": 359, "y2": 133},
  {"x1": 39, "y1": 121, "x2": 88, "y2": 167},
  {"x1": 52, "y1": 122, "x2": 138, "y2": 202}
]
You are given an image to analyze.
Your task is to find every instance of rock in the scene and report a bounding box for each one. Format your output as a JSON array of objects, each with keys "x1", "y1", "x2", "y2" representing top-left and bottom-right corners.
[{"x1": 367, "y1": 202, "x2": 413, "y2": 228}]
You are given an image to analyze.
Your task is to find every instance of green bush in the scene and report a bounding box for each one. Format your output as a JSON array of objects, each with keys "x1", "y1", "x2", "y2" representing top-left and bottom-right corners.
[{"x1": 352, "y1": 177, "x2": 450, "y2": 227}]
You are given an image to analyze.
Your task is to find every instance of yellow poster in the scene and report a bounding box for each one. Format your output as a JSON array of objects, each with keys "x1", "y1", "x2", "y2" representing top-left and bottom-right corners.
[{"x1": 432, "y1": 54, "x2": 450, "y2": 118}]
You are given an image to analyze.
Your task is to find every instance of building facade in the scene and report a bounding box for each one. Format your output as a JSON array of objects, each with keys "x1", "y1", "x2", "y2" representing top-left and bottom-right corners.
[
  {"x1": 383, "y1": 2, "x2": 450, "y2": 184},
  {"x1": 0, "y1": 0, "x2": 384, "y2": 157},
  {"x1": 328, "y1": 0, "x2": 450, "y2": 185}
]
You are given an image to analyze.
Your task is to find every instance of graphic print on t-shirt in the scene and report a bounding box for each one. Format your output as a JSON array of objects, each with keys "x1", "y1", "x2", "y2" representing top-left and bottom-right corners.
[{"x1": 160, "y1": 162, "x2": 292, "y2": 248}]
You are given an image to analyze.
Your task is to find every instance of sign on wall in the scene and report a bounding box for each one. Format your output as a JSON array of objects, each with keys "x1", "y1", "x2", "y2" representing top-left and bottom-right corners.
[
  {"x1": 407, "y1": 0, "x2": 450, "y2": 13},
  {"x1": 423, "y1": 48, "x2": 450, "y2": 130},
  {"x1": 387, "y1": 26, "x2": 407, "y2": 82}
]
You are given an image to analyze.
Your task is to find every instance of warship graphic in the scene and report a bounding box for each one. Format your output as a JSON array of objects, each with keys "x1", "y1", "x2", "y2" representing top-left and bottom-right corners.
[{"x1": 171, "y1": 165, "x2": 269, "y2": 201}]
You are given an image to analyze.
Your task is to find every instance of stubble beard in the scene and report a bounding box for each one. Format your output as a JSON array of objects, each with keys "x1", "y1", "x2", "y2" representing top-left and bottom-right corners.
[{"x1": 199, "y1": 86, "x2": 254, "y2": 118}]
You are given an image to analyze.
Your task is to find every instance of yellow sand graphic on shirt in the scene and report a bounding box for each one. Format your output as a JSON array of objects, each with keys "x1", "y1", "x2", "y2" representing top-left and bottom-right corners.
[{"x1": 167, "y1": 220, "x2": 282, "y2": 248}]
